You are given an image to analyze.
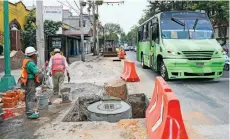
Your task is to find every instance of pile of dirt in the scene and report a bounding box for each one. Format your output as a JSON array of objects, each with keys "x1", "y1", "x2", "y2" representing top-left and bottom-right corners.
[
  {"x1": 68, "y1": 60, "x2": 116, "y2": 81},
  {"x1": 127, "y1": 93, "x2": 149, "y2": 118}
]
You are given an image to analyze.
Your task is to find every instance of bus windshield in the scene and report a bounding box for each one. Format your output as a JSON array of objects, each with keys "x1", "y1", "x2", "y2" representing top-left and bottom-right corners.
[{"x1": 161, "y1": 19, "x2": 213, "y2": 39}]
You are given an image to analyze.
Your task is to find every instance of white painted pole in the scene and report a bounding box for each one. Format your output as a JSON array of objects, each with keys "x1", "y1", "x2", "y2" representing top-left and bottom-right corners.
[{"x1": 36, "y1": 0, "x2": 45, "y2": 68}]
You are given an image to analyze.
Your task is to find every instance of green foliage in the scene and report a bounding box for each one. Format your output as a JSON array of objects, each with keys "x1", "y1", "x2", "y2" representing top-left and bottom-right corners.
[
  {"x1": 44, "y1": 20, "x2": 62, "y2": 36},
  {"x1": 104, "y1": 23, "x2": 124, "y2": 41},
  {"x1": 21, "y1": 10, "x2": 62, "y2": 48},
  {"x1": 21, "y1": 9, "x2": 36, "y2": 47},
  {"x1": 105, "y1": 33, "x2": 119, "y2": 42},
  {"x1": 120, "y1": 32, "x2": 127, "y2": 44},
  {"x1": 126, "y1": 25, "x2": 138, "y2": 46}
]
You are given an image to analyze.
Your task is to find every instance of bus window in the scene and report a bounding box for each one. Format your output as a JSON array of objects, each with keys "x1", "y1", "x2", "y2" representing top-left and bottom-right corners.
[
  {"x1": 160, "y1": 18, "x2": 213, "y2": 39},
  {"x1": 152, "y1": 23, "x2": 159, "y2": 43},
  {"x1": 138, "y1": 26, "x2": 144, "y2": 41},
  {"x1": 143, "y1": 25, "x2": 147, "y2": 40}
]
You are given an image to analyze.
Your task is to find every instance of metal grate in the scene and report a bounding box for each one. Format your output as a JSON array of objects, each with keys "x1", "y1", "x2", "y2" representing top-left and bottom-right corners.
[{"x1": 182, "y1": 51, "x2": 214, "y2": 60}]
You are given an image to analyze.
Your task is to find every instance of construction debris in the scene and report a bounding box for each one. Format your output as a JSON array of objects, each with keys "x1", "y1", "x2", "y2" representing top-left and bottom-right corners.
[{"x1": 127, "y1": 93, "x2": 149, "y2": 118}]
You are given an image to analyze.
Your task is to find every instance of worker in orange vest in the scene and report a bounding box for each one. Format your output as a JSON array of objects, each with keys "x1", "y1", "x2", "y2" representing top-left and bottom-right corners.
[
  {"x1": 19, "y1": 46, "x2": 41, "y2": 119},
  {"x1": 47, "y1": 48, "x2": 70, "y2": 97}
]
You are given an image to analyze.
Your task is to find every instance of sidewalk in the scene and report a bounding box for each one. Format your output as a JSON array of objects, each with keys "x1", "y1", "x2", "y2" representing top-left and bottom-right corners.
[{"x1": 0, "y1": 69, "x2": 21, "y2": 82}]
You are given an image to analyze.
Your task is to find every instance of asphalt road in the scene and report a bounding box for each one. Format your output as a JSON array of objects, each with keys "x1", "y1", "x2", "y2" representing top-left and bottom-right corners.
[{"x1": 126, "y1": 51, "x2": 229, "y2": 139}]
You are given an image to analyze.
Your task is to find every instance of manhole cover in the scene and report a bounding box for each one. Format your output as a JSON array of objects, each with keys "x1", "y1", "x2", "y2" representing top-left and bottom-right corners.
[{"x1": 87, "y1": 100, "x2": 132, "y2": 122}]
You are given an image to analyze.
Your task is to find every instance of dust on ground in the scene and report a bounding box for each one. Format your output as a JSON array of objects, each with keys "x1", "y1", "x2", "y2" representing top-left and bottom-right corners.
[{"x1": 0, "y1": 57, "x2": 148, "y2": 139}]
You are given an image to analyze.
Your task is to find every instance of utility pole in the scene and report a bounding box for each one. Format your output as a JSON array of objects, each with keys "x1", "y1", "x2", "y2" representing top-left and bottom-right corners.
[
  {"x1": 0, "y1": 0, "x2": 16, "y2": 92},
  {"x1": 36, "y1": 0, "x2": 45, "y2": 69},
  {"x1": 96, "y1": 5, "x2": 99, "y2": 55},
  {"x1": 92, "y1": 3, "x2": 96, "y2": 55},
  {"x1": 80, "y1": 0, "x2": 85, "y2": 62}
]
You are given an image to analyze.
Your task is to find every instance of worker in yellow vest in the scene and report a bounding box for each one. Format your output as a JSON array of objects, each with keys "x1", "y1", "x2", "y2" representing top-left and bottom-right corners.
[{"x1": 20, "y1": 46, "x2": 41, "y2": 119}]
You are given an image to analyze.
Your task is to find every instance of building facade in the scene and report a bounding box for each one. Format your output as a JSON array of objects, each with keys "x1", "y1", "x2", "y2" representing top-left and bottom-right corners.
[
  {"x1": 62, "y1": 9, "x2": 93, "y2": 37},
  {"x1": 0, "y1": 1, "x2": 30, "y2": 44},
  {"x1": 62, "y1": 9, "x2": 93, "y2": 54}
]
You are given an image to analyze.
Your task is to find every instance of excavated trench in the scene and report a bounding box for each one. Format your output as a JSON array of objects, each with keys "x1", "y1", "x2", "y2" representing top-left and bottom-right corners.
[{"x1": 62, "y1": 83, "x2": 149, "y2": 122}]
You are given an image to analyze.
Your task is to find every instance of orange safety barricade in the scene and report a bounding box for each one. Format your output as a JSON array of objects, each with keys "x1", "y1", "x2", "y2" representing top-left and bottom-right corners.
[
  {"x1": 119, "y1": 50, "x2": 125, "y2": 59},
  {"x1": 120, "y1": 60, "x2": 140, "y2": 82},
  {"x1": 146, "y1": 77, "x2": 188, "y2": 139}
]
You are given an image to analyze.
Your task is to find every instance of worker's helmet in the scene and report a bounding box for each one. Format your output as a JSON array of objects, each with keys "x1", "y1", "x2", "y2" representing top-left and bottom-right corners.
[
  {"x1": 25, "y1": 46, "x2": 37, "y2": 56},
  {"x1": 54, "y1": 48, "x2": 61, "y2": 53}
]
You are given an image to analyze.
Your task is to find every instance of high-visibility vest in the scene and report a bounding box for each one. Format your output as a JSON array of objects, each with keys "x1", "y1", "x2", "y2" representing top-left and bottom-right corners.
[
  {"x1": 50, "y1": 51, "x2": 64, "y2": 57},
  {"x1": 20, "y1": 58, "x2": 40, "y2": 85},
  {"x1": 51, "y1": 54, "x2": 65, "y2": 72}
]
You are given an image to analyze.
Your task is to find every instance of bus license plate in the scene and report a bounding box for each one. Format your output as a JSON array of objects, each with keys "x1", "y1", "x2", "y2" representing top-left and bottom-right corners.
[{"x1": 196, "y1": 62, "x2": 204, "y2": 67}]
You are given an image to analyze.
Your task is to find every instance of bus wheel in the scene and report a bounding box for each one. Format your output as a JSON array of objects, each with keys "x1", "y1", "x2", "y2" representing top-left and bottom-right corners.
[
  {"x1": 224, "y1": 64, "x2": 229, "y2": 71},
  {"x1": 141, "y1": 55, "x2": 147, "y2": 69},
  {"x1": 160, "y1": 61, "x2": 169, "y2": 80}
]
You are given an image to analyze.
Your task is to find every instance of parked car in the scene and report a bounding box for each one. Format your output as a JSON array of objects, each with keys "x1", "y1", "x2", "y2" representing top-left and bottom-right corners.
[
  {"x1": 124, "y1": 46, "x2": 129, "y2": 51},
  {"x1": 134, "y1": 47, "x2": 137, "y2": 52},
  {"x1": 128, "y1": 46, "x2": 135, "y2": 51}
]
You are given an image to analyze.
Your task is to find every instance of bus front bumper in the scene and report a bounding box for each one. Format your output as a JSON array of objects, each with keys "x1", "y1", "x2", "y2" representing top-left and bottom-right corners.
[{"x1": 163, "y1": 58, "x2": 225, "y2": 79}]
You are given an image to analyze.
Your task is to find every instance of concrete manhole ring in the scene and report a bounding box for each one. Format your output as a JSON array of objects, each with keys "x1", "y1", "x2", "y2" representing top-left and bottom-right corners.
[{"x1": 87, "y1": 100, "x2": 132, "y2": 122}]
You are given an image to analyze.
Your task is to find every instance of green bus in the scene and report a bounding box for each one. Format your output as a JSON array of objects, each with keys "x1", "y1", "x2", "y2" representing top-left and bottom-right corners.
[{"x1": 137, "y1": 11, "x2": 225, "y2": 80}]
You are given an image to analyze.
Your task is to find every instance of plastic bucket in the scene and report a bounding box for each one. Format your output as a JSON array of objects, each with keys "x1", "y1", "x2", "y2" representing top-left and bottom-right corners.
[{"x1": 36, "y1": 93, "x2": 49, "y2": 110}]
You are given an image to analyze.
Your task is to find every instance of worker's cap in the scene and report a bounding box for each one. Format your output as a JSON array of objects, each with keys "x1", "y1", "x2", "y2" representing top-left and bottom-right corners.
[{"x1": 54, "y1": 48, "x2": 61, "y2": 53}]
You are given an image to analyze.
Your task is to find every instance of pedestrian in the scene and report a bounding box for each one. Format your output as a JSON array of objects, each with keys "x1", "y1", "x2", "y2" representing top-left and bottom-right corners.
[
  {"x1": 47, "y1": 48, "x2": 70, "y2": 98},
  {"x1": 19, "y1": 46, "x2": 41, "y2": 119}
]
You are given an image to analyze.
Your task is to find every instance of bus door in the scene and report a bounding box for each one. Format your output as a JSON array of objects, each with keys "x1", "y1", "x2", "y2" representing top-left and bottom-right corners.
[{"x1": 150, "y1": 20, "x2": 160, "y2": 70}]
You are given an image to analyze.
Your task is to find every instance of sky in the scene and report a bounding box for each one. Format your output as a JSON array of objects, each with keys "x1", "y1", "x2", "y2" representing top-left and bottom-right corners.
[{"x1": 10, "y1": 0, "x2": 148, "y2": 34}]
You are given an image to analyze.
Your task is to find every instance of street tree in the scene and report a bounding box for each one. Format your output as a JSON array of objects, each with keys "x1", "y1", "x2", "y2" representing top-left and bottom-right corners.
[
  {"x1": 126, "y1": 25, "x2": 138, "y2": 46},
  {"x1": 104, "y1": 23, "x2": 123, "y2": 42},
  {"x1": 105, "y1": 33, "x2": 119, "y2": 42},
  {"x1": 21, "y1": 9, "x2": 62, "y2": 49},
  {"x1": 120, "y1": 32, "x2": 127, "y2": 44}
]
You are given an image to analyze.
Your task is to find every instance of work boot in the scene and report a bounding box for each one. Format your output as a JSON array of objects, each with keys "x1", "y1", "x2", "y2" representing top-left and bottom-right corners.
[{"x1": 27, "y1": 112, "x2": 40, "y2": 119}]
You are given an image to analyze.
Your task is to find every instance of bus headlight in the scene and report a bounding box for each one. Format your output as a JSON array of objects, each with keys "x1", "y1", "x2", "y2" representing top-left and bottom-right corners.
[{"x1": 167, "y1": 51, "x2": 176, "y2": 55}]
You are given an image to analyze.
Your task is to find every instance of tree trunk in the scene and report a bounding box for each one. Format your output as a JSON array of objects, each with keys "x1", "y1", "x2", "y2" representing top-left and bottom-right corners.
[{"x1": 104, "y1": 79, "x2": 128, "y2": 101}]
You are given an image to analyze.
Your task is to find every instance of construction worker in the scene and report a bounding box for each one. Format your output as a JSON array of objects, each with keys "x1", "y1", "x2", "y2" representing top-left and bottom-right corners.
[
  {"x1": 20, "y1": 46, "x2": 40, "y2": 119},
  {"x1": 48, "y1": 48, "x2": 70, "y2": 97}
]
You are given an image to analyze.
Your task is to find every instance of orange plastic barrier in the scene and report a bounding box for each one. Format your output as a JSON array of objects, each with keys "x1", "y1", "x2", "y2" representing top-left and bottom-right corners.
[
  {"x1": 120, "y1": 60, "x2": 140, "y2": 82},
  {"x1": 146, "y1": 77, "x2": 188, "y2": 139},
  {"x1": 119, "y1": 50, "x2": 125, "y2": 59}
]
